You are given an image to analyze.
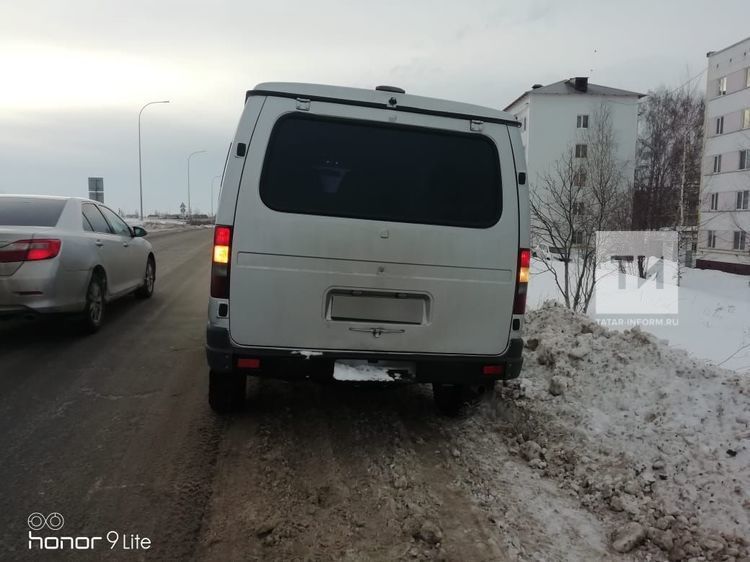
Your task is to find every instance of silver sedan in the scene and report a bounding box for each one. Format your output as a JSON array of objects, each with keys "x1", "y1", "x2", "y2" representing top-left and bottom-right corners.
[{"x1": 0, "y1": 195, "x2": 156, "y2": 332}]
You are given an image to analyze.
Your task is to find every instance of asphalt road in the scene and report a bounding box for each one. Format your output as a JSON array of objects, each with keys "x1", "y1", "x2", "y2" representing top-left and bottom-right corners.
[
  {"x1": 0, "y1": 229, "x2": 613, "y2": 562},
  {"x1": 0, "y1": 229, "x2": 221, "y2": 560}
]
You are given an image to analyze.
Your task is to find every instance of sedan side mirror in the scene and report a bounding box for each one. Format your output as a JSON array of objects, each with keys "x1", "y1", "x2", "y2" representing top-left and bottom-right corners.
[{"x1": 132, "y1": 226, "x2": 148, "y2": 237}]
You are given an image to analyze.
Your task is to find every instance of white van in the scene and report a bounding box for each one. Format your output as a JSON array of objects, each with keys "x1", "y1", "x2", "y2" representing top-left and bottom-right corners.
[{"x1": 206, "y1": 83, "x2": 530, "y2": 415}]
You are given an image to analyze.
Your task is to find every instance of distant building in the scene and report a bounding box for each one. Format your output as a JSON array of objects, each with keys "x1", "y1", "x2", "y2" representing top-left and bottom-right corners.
[
  {"x1": 696, "y1": 36, "x2": 750, "y2": 275},
  {"x1": 504, "y1": 78, "x2": 643, "y2": 242}
]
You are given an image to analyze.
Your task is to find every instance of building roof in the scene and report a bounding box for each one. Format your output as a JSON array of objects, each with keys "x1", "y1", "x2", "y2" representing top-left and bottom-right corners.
[
  {"x1": 504, "y1": 79, "x2": 645, "y2": 111},
  {"x1": 251, "y1": 82, "x2": 520, "y2": 126},
  {"x1": 706, "y1": 35, "x2": 750, "y2": 58}
]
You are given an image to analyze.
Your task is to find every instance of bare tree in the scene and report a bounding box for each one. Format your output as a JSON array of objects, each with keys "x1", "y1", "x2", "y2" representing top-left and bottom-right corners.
[
  {"x1": 530, "y1": 104, "x2": 630, "y2": 313},
  {"x1": 633, "y1": 87, "x2": 704, "y2": 230}
]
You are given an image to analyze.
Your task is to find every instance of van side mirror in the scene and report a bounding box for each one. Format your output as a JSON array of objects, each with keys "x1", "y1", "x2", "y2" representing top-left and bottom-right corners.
[{"x1": 132, "y1": 226, "x2": 148, "y2": 237}]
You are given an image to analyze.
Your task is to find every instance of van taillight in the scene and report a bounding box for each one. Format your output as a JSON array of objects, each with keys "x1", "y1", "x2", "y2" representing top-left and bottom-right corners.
[
  {"x1": 211, "y1": 226, "x2": 232, "y2": 298},
  {"x1": 513, "y1": 248, "x2": 530, "y2": 314}
]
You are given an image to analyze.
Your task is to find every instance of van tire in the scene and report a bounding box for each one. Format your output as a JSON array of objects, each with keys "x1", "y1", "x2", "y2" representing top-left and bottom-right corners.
[
  {"x1": 432, "y1": 382, "x2": 496, "y2": 416},
  {"x1": 432, "y1": 384, "x2": 467, "y2": 416},
  {"x1": 208, "y1": 370, "x2": 246, "y2": 414},
  {"x1": 474, "y1": 380, "x2": 497, "y2": 398}
]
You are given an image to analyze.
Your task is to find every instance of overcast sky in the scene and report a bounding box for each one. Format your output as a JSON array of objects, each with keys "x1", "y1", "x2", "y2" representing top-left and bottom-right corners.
[{"x1": 1, "y1": 0, "x2": 748, "y2": 216}]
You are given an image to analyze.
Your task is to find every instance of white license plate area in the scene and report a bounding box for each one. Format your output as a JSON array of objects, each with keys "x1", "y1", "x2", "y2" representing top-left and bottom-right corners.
[{"x1": 333, "y1": 360, "x2": 416, "y2": 382}]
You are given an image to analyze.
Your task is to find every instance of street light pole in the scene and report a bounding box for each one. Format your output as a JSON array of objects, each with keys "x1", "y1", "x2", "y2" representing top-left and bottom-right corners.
[
  {"x1": 187, "y1": 150, "x2": 206, "y2": 220},
  {"x1": 210, "y1": 175, "x2": 221, "y2": 217},
  {"x1": 138, "y1": 100, "x2": 170, "y2": 221}
]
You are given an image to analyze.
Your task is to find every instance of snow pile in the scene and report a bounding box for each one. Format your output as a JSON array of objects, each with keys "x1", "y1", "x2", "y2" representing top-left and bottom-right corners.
[
  {"x1": 528, "y1": 258, "x2": 750, "y2": 373},
  {"x1": 124, "y1": 218, "x2": 190, "y2": 232},
  {"x1": 495, "y1": 302, "x2": 749, "y2": 559}
]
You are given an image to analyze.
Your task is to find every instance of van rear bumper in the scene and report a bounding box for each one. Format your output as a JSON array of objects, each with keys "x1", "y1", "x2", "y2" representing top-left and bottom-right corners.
[{"x1": 206, "y1": 326, "x2": 523, "y2": 383}]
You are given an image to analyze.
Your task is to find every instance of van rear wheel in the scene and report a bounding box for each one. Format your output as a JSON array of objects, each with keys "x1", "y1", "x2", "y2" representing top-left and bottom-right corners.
[
  {"x1": 208, "y1": 370, "x2": 246, "y2": 414},
  {"x1": 432, "y1": 381, "x2": 496, "y2": 416},
  {"x1": 432, "y1": 384, "x2": 467, "y2": 416}
]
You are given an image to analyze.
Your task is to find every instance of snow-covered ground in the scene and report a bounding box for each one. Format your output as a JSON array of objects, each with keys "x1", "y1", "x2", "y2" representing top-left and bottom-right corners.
[
  {"x1": 528, "y1": 258, "x2": 750, "y2": 373},
  {"x1": 124, "y1": 217, "x2": 190, "y2": 232},
  {"x1": 477, "y1": 303, "x2": 749, "y2": 559},
  {"x1": 470, "y1": 259, "x2": 750, "y2": 558}
]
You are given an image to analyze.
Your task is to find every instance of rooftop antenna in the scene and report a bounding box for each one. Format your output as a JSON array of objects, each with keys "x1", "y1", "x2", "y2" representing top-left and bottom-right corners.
[{"x1": 590, "y1": 48, "x2": 598, "y2": 76}]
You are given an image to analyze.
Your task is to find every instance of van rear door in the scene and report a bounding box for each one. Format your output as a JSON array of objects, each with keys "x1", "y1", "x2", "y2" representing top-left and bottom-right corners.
[{"x1": 228, "y1": 96, "x2": 519, "y2": 356}]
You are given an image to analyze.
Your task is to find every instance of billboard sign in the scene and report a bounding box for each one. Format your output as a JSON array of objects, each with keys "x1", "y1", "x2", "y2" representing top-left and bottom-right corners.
[{"x1": 88, "y1": 177, "x2": 104, "y2": 203}]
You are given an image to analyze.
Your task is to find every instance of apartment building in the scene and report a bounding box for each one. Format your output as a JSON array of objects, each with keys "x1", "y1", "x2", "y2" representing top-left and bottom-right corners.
[
  {"x1": 697, "y1": 36, "x2": 750, "y2": 275},
  {"x1": 504, "y1": 77, "x2": 642, "y2": 245}
]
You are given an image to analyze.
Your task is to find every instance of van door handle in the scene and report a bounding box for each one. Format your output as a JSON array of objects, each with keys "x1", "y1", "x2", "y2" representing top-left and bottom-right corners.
[
  {"x1": 122, "y1": 242, "x2": 129, "y2": 247},
  {"x1": 95, "y1": 240, "x2": 104, "y2": 247}
]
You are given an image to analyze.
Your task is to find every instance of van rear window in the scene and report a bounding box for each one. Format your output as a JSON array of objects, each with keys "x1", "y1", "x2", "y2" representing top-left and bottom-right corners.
[
  {"x1": 259, "y1": 115, "x2": 502, "y2": 228},
  {"x1": 0, "y1": 197, "x2": 66, "y2": 227}
]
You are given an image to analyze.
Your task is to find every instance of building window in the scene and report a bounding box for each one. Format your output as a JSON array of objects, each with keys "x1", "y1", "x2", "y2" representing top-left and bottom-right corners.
[
  {"x1": 716, "y1": 116, "x2": 724, "y2": 135},
  {"x1": 737, "y1": 190, "x2": 750, "y2": 210},
  {"x1": 743, "y1": 108, "x2": 750, "y2": 129},
  {"x1": 718, "y1": 76, "x2": 727, "y2": 96},
  {"x1": 576, "y1": 114, "x2": 589, "y2": 129},
  {"x1": 572, "y1": 202, "x2": 585, "y2": 215},
  {"x1": 713, "y1": 154, "x2": 722, "y2": 173},
  {"x1": 573, "y1": 168, "x2": 587, "y2": 187},
  {"x1": 575, "y1": 144, "x2": 588, "y2": 158},
  {"x1": 741, "y1": 149, "x2": 750, "y2": 170},
  {"x1": 710, "y1": 192, "x2": 719, "y2": 210},
  {"x1": 707, "y1": 230, "x2": 717, "y2": 248},
  {"x1": 734, "y1": 231, "x2": 747, "y2": 251},
  {"x1": 573, "y1": 230, "x2": 585, "y2": 245}
]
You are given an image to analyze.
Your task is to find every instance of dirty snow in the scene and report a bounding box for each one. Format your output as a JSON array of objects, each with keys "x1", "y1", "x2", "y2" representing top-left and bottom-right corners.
[
  {"x1": 124, "y1": 217, "x2": 191, "y2": 232},
  {"x1": 332, "y1": 360, "x2": 413, "y2": 382},
  {"x1": 529, "y1": 258, "x2": 750, "y2": 373},
  {"x1": 486, "y1": 302, "x2": 749, "y2": 559}
]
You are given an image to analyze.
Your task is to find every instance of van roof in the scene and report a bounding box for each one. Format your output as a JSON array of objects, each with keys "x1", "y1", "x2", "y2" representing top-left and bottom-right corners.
[{"x1": 248, "y1": 82, "x2": 521, "y2": 127}]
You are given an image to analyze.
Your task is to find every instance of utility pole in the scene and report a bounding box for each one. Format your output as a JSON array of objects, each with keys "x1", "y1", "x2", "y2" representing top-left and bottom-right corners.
[
  {"x1": 138, "y1": 100, "x2": 170, "y2": 221},
  {"x1": 679, "y1": 131, "x2": 687, "y2": 229},
  {"x1": 211, "y1": 175, "x2": 221, "y2": 218},
  {"x1": 187, "y1": 150, "x2": 206, "y2": 220}
]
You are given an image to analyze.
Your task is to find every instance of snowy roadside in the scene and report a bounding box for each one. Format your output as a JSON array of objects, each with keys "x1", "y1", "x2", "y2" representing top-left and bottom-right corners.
[
  {"x1": 124, "y1": 217, "x2": 211, "y2": 236},
  {"x1": 125, "y1": 217, "x2": 185, "y2": 231},
  {"x1": 528, "y1": 258, "x2": 750, "y2": 373},
  {"x1": 456, "y1": 303, "x2": 749, "y2": 560}
]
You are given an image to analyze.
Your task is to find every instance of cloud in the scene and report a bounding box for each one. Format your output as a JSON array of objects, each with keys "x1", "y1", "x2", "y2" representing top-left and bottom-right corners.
[{"x1": 1, "y1": 0, "x2": 748, "y2": 212}]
